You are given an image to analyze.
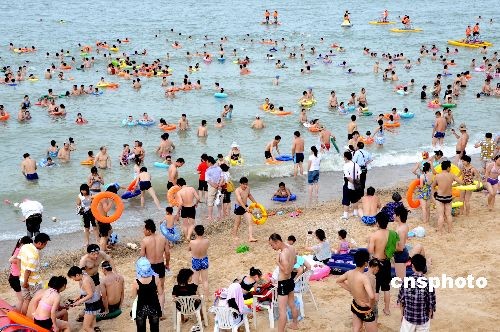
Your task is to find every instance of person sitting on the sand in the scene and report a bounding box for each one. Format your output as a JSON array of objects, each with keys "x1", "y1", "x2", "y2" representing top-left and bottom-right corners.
[
  {"x1": 304, "y1": 229, "x2": 331, "y2": 265},
  {"x1": 381, "y1": 192, "x2": 404, "y2": 222},
  {"x1": 273, "y1": 182, "x2": 292, "y2": 201},
  {"x1": 335, "y1": 229, "x2": 351, "y2": 254}
]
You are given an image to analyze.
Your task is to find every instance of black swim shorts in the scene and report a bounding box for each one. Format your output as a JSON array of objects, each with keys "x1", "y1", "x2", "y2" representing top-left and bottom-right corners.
[
  {"x1": 277, "y1": 278, "x2": 295, "y2": 296},
  {"x1": 82, "y1": 210, "x2": 96, "y2": 229},
  {"x1": 234, "y1": 205, "x2": 247, "y2": 216},
  {"x1": 151, "y1": 262, "x2": 166, "y2": 278},
  {"x1": 265, "y1": 151, "x2": 272, "y2": 159},
  {"x1": 294, "y1": 153, "x2": 304, "y2": 164},
  {"x1": 198, "y1": 180, "x2": 208, "y2": 191},
  {"x1": 180, "y1": 206, "x2": 196, "y2": 219},
  {"x1": 351, "y1": 300, "x2": 375, "y2": 323}
]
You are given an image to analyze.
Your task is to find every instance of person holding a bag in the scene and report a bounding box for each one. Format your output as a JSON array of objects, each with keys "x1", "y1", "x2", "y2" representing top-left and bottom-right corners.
[
  {"x1": 342, "y1": 151, "x2": 362, "y2": 220},
  {"x1": 353, "y1": 141, "x2": 373, "y2": 195}
]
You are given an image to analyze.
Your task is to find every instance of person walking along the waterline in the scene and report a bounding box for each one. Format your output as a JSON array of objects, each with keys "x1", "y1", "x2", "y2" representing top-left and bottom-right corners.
[
  {"x1": 307, "y1": 146, "x2": 321, "y2": 201},
  {"x1": 291, "y1": 131, "x2": 305, "y2": 177}
]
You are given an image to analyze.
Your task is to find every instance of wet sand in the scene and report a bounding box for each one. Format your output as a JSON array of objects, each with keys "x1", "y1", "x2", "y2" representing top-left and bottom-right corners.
[{"x1": 0, "y1": 186, "x2": 498, "y2": 331}]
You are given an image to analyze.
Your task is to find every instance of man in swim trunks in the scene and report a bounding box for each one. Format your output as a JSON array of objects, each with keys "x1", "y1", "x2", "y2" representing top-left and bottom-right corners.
[
  {"x1": 94, "y1": 146, "x2": 111, "y2": 169},
  {"x1": 368, "y1": 212, "x2": 392, "y2": 316},
  {"x1": 268, "y1": 233, "x2": 299, "y2": 332},
  {"x1": 79, "y1": 244, "x2": 114, "y2": 287},
  {"x1": 431, "y1": 111, "x2": 447, "y2": 147},
  {"x1": 291, "y1": 131, "x2": 304, "y2": 176},
  {"x1": 347, "y1": 115, "x2": 358, "y2": 140},
  {"x1": 21, "y1": 153, "x2": 38, "y2": 181},
  {"x1": 360, "y1": 187, "x2": 381, "y2": 225},
  {"x1": 394, "y1": 206, "x2": 411, "y2": 280},
  {"x1": 100, "y1": 261, "x2": 124, "y2": 314},
  {"x1": 156, "y1": 133, "x2": 175, "y2": 158},
  {"x1": 140, "y1": 219, "x2": 170, "y2": 314},
  {"x1": 233, "y1": 177, "x2": 258, "y2": 242},
  {"x1": 319, "y1": 127, "x2": 335, "y2": 153},
  {"x1": 451, "y1": 123, "x2": 469, "y2": 163},
  {"x1": 189, "y1": 225, "x2": 209, "y2": 298},
  {"x1": 167, "y1": 158, "x2": 184, "y2": 190},
  {"x1": 264, "y1": 135, "x2": 281, "y2": 161},
  {"x1": 133, "y1": 141, "x2": 145, "y2": 164},
  {"x1": 431, "y1": 160, "x2": 463, "y2": 233},
  {"x1": 136, "y1": 166, "x2": 162, "y2": 210},
  {"x1": 337, "y1": 250, "x2": 376, "y2": 332},
  {"x1": 176, "y1": 178, "x2": 199, "y2": 241}
]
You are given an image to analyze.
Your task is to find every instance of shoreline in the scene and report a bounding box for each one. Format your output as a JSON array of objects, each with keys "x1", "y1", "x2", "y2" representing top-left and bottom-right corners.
[{"x1": 0, "y1": 160, "x2": 417, "y2": 265}]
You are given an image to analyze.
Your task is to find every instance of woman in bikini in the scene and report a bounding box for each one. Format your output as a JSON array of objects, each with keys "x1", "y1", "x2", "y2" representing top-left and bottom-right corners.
[
  {"x1": 459, "y1": 155, "x2": 481, "y2": 216},
  {"x1": 417, "y1": 162, "x2": 432, "y2": 224},
  {"x1": 29, "y1": 276, "x2": 70, "y2": 332},
  {"x1": 484, "y1": 155, "x2": 500, "y2": 211}
]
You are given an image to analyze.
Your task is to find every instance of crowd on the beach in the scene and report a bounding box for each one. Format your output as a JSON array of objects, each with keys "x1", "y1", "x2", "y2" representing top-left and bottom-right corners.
[{"x1": 2, "y1": 6, "x2": 500, "y2": 332}]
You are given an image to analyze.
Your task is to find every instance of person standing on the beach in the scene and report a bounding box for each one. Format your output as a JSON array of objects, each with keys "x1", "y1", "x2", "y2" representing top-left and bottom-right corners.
[
  {"x1": 397, "y1": 254, "x2": 436, "y2": 332},
  {"x1": 233, "y1": 177, "x2": 258, "y2": 242},
  {"x1": 268, "y1": 233, "x2": 299, "y2": 332},
  {"x1": 19, "y1": 199, "x2": 44, "y2": 238},
  {"x1": 79, "y1": 244, "x2": 114, "y2": 287},
  {"x1": 176, "y1": 177, "x2": 200, "y2": 240},
  {"x1": 95, "y1": 186, "x2": 117, "y2": 250},
  {"x1": 196, "y1": 154, "x2": 209, "y2": 203},
  {"x1": 353, "y1": 142, "x2": 372, "y2": 193},
  {"x1": 307, "y1": 146, "x2": 321, "y2": 201},
  {"x1": 484, "y1": 155, "x2": 499, "y2": 211},
  {"x1": 347, "y1": 115, "x2": 358, "y2": 140},
  {"x1": 394, "y1": 206, "x2": 411, "y2": 280},
  {"x1": 140, "y1": 219, "x2": 170, "y2": 315},
  {"x1": 21, "y1": 153, "x2": 38, "y2": 181},
  {"x1": 8, "y1": 236, "x2": 32, "y2": 311},
  {"x1": 342, "y1": 151, "x2": 361, "y2": 220},
  {"x1": 431, "y1": 111, "x2": 447, "y2": 147},
  {"x1": 474, "y1": 132, "x2": 496, "y2": 172},
  {"x1": 77, "y1": 184, "x2": 98, "y2": 247},
  {"x1": 205, "y1": 156, "x2": 222, "y2": 221},
  {"x1": 291, "y1": 131, "x2": 305, "y2": 176},
  {"x1": 336, "y1": 250, "x2": 377, "y2": 332},
  {"x1": 368, "y1": 212, "x2": 398, "y2": 316},
  {"x1": 18, "y1": 233, "x2": 50, "y2": 314},
  {"x1": 189, "y1": 225, "x2": 210, "y2": 298},
  {"x1": 451, "y1": 123, "x2": 469, "y2": 163},
  {"x1": 100, "y1": 260, "x2": 124, "y2": 315},
  {"x1": 432, "y1": 160, "x2": 462, "y2": 232},
  {"x1": 167, "y1": 158, "x2": 184, "y2": 190}
]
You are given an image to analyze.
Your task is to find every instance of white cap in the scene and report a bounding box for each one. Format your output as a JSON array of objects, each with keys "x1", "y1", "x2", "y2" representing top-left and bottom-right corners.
[{"x1": 231, "y1": 142, "x2": 239, "y2": 148}]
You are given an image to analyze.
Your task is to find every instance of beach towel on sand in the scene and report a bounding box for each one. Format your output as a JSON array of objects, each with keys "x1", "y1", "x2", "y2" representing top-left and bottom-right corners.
[{"x1": 385, "y1": 230, "x2": 400, "y2": 259}]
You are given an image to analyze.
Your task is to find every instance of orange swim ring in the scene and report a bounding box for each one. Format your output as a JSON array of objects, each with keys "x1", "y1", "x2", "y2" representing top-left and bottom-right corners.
[
  {"x1": 406, "y1": 179, "x2": 421, "y2": 209},
  {"x1": 90, "y1": 192, "x2": 124, "y2": 224},
  {"x1": 167, "y1": 185, "x2": 181, "y2": 206}
]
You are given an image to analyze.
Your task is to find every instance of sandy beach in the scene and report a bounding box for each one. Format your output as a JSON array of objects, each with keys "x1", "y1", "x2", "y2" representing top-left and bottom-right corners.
[{"x1": 1, "y1": 186, "x2": 498, "y2": 331}]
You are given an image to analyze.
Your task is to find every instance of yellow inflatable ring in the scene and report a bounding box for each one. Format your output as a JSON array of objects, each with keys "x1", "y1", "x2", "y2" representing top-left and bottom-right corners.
[
  {"x1": 453, "y1": 180, "x2": 483, "y2": 191},
  {"x1": 434, "y1": 164, "x2": 460, "y2": 176},
  {"x1": 451, "y1": 201, "x2": 463, "y2": 208},
  {"x1": 248, "y1": 203, "x2": 267, "y2": 225}
]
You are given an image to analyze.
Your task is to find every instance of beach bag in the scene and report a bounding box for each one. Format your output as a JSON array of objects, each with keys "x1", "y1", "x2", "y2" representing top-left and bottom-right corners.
[
  {"x1": 352, "y1": 163, "x2": 363, "y2": 192},
  {"x1": 226, "y1": 180, "x2": 235, "y2": 193}
]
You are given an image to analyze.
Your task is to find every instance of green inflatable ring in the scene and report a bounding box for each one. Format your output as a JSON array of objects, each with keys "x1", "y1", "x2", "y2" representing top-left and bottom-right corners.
[
  {"x1": 96, "y1": 309, "x2": 122, "y2": 321},
  {"x1": 360, "y1": 112, "x2": 373, "y2": 116},
  {"x1": 441, "y1": 103, "x2": 457, "y2": 108}
]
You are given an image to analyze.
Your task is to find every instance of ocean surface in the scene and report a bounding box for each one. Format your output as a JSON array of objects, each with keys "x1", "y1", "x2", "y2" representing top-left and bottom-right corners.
[{"x1": 0, "y1": 0, "x2": 498, "y2": 241}]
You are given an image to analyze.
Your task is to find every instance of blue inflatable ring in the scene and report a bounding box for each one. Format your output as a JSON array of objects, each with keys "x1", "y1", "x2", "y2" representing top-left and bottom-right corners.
[{"x1": 272, "y1": 194, "x2": 297, "y2": 202}]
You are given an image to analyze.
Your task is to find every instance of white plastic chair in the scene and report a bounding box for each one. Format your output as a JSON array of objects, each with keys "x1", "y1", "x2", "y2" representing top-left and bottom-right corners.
[
  {"x1": 294, "y1": 269, "x2": 318, "y2": 317},
  {"x1": 172, "y1": 295, "x2": 208, "y2": 332},
  {"x1": 252, "y1": 286, "x2": 278, "y2": 329},
  {"x1": 209, "y1": 306, "x2": 250, "y2": 332}
]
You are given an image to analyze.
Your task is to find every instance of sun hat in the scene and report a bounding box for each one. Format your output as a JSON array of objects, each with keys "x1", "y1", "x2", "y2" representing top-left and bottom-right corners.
[
  {"x1": 231, "y1": 142, "x2": 239, "y2": 148},
  {"x1": 135, "y1": 257, "x2": 158, "y2": 278}
]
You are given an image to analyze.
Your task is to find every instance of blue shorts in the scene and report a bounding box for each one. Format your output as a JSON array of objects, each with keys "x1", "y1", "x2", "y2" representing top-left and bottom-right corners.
[
  {"x1": 26, "y1": 173, "x2": 39, "y2": 181},
  {"x1": 307, "y1": 170, "x2": 319, "y2": 184},
  {"x1": 361, "y1": 216, "x2": 376, "y2": 225},
  {"x1": 192, "y1": 256, "x2": 209, "y2": 271},
  {"x1": 375, "y1": 136, "x2": 385, "y2": 145},
  {"x1": 434, "y1": 131, "x2": 445, "y2": 138},
  {"x1": 394, "y1": 247, "x2": 410, "y2": 263}
]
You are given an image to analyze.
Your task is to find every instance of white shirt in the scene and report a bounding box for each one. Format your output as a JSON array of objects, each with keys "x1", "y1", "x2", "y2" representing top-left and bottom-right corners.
[
  {"x1": 19, "y1": 200, "x2": 44, "y2": 218},
  {"x1": 343, "y1": 161, "x2": 360, "y2": 190},
  {"x1": 308, "y1": 154, "x2": 321, "y2": 171},
  {"x1": 353, "y1": 149, "x2": 372, "y2": 167}
]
